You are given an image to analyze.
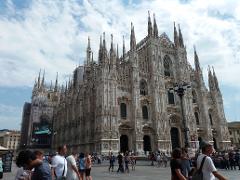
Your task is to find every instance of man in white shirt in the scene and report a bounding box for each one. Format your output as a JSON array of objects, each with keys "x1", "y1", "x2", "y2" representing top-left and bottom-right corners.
[
  {"x1": 197, "y1": 141, "x2": 227, "y2": 180},
  {"x1": 52, "y1": 145, "x2": 68, "y2": 180},
  {"x1": 66, "y1": 148, "x2": 80, "y2": 180}
]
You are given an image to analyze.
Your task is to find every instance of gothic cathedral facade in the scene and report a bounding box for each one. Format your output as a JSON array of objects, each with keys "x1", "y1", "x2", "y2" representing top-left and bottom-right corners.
[{"x1": 21, "y1": 13, "x2": 230, "y2": 154}]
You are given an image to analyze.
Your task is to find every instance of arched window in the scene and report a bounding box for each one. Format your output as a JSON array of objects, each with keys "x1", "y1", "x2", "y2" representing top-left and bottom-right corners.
[
  {"x1": 120, "y1": 103, "x2": 127, "y2": 119},
  {"x1": 192, "y1": 90, "x2": 197, "y2": 103},
  {"x1": 163, "y1": 55, "x2": 172, "y2": 77},
  {"x1": 140, "y1": 79, "x2": 148, "y2": 96},
  {"x1": 142, "y1": 106, "x2": 148, "y2": 120},
  {"x1": 168, "y1": 91, "x2": 175, "y2": 104},
  {"x1": 194, "y1": 112, "x2": 200, "y2": 125},
  {"x1": 209, "y1": 113, "x2": 213, "y2": 125}
]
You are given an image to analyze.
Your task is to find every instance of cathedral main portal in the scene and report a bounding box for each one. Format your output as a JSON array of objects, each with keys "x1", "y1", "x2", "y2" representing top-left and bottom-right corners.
[
  {"x1": 120, "y1": 135, "x2": 129, "y2": 153},
  {"x1": 170, "y1": 127, "x2": 180, "y2": 149}
]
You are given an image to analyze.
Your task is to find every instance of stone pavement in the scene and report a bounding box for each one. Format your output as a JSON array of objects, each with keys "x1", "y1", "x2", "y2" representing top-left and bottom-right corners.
[
  {"x1": 2, "y1": 161, "x2": 240, "y2": 180},
  {"x1": 90, "y1": 165, "x2": 240, "y2": 180}
]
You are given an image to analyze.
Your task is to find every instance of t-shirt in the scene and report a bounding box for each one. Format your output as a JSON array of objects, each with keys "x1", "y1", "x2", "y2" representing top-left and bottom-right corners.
[
  {"x1": 0, "y1": 160, "x2": 3, "y2": 172},
  {"x1": 197, "y1": 154, "x2": 217, "y2": 180},
  {"x1": 31, "y1": 161, "x2": 52, "y2": 180},
  {"x1": 79, "y1": 158, "x2": 85, "y2": 170},
  {"x1": 51, "y1": 155, "x2": 67, "y2": 177},
  {"x1": 15, "y1": 168, "x2": 31, "y2": 180},
  {"x1": 170, "y1": 159, "x2": 182, "y2": 180},
  {"x1": 117, "y1": 154, "x2": 123, "y2": 164},
  {"x1": 66, "y1": 155, "x2": 77, "y2": 180}
]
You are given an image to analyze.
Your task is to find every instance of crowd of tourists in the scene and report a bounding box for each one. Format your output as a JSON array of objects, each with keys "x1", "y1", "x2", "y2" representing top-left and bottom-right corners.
[
  {"x1": 170, "y1": 141, "x2": 240, "y2": 180},
  {"x1": 109, "y1": 151, "x2": 137, "y2": 173},
  {"x1": 14, "y1": 144, "x2": 92, "y2": 180}
]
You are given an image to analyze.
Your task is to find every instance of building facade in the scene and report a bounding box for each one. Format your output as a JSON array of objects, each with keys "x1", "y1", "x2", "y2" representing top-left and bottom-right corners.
[
  {"x1": 0, "y1": 130, "x2": 21, "y2": 151},
  {"x1": 20, "y1": 74, "x2": 59, "y2": 150},
  {"x1": 228, "y1": 122, "x2": 240, "y2": 149},
  {"x1": 22, "y1": 14, "x2": 230, "y2": 154}
]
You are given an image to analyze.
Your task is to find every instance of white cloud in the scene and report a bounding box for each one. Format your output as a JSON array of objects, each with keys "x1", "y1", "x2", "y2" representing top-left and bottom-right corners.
[
  {"x1": 0, "y1": 0, "x2": 239, "y2": 126},
  {"x1": 0, "y1": 0, "x2": 239, "y2": 89}
]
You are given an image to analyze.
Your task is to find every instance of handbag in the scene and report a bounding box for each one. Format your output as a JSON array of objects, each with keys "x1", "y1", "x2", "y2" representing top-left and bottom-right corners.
[{"x1": 192, "y1": 156, "x2": 207, "y2": 180}]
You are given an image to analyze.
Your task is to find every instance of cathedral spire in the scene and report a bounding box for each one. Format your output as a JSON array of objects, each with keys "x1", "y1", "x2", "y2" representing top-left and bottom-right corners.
[
  {"x1": 110, "y1": 34, "x2": 116, "y2": 66},
  {"x1": 86, "y1": 36, "x2": 91, "y2": 65},
  {"x1": 98, "y1": 35, "x2": 102, "y2": 64},
  {"x1": 91, "y1": 52, "x2": 94, "y2": 62},
  {"x1": 103, "y1": 32, "x2": 106, "y2": 49},
  {"x1": 110, "y1": 34, "x2": 116, "y2": 56},
  {"x1": 174, "y1": 22, "x2": 179, "y2": 47},
  {"x1": 148, "y1": 11, "x2": 153, "y2": 37},
  {"x1": 178, "y1": 24, "x2": 184, "y2": 47},
  {"x1": 110, "y1": 34, "x2": 114, "y2": 51},
  {"x1": 50, "y1": 80, "x2": 53, "y2": 90},
  {"x1": 212, "y1": 66, "x2": 220, "y2": 91},
  {"x1": 208, "y1": 66, "x2": 215, "y2": 91},
  {"x1": 37, "y1": 69, "x2": 41, "y2": 88},
  {"x1": 54, "y1": 72, "x2": 58, "y2": 92},
  {"x1": 122, "y1": 35, "x2": 125, "y2": 60},
  {"x1": 41, "y1": 70, "x2": 45, "y2": 89},
  {"x1": 117, "y1": 43, "x2": 119, "y2": 59},
  {"x1": 194, "y1": 45, "x2": 201, "y2": 72},
  {"x1": 153, "y1": 13, "x2": 158, "y2": 37},
  {"x1": 130, "y1": 22, "x2": 136, "y2": 50}
]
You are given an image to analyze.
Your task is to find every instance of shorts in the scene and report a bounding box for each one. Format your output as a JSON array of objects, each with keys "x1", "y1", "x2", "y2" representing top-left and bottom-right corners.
[
  {"x1": 85, "y1": 168, "x2": 91, "y2": 176},
  {"x1": 79, "y1": 169, "x2": 85, "y2": 175}
]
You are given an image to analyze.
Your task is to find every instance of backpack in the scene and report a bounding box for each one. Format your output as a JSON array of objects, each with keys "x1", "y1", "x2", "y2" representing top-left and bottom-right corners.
[{"x1": 192, "y1": 156, "x2": 207, "y2": 180}]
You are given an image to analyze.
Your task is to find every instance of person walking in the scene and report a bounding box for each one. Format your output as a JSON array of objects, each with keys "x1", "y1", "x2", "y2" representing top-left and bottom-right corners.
[
  {"x1": 196, "y1": 141, "x2": 227, "y2": 180},
  {"x1": 85, "y1": 153, "x2": 92, "y2": 180},
  {"x1": 124, "y1": 152, "x2": 130, "y2": 173},
  {"x1": 163, "y1": 153, "x2": 168, "y2": 167},
  {"x1": 180, "y1": 148, "x2": 191, "y2": 179},
  {"x1": 16, "y1": 150, "x2": 51, "y2": 180},
  {"x1": 32, "y1": 150, "x2": 52, "y2": 180},
  {"x1": 108, "y1": 153, "x2": 115, "y2": 172},
  {"x1": 51, "y1": 145, "x2": 68, "y2": 180},
  {"x1": 0, "y1": 157, "x2": 3, "y2": 179},
  {"x1": 78, "y1": 153, "x2": 85, "y2": 180},
  {"x1": 130, "y1": 153, "x2": 136, "y2": 171},
  {"x1": 229, "y1": 151, "x2": 236, "y2": 170},
  {"x1": 170, "y1": 148, "x2": 186, "y2": 180},
  {"x1": 235, "y1": 150, "x2": 240, "y2": 170},
  {"x1": 156, "y1": 153, "x2": 161, "y2": 167},
  {"x1": 66, "y1": 149, "x2": 80, "y2": 180},
  {"x1": 117, "y1": 152, "x2": 124, "y2": 173}
]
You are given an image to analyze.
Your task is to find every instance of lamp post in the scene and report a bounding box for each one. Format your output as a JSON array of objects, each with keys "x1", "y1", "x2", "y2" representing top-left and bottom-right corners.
[{"x1": 169, "y1": 82, "x2": 191, "y2": 148}]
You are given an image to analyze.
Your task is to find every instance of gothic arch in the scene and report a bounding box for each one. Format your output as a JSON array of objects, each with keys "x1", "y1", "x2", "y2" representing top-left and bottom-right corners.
[
  {"x1": 163, "y1": 55, "x2": 172, "y2": 77},
  {"x1": 120, "y1": 103, "x2": 127, "y2": 119},
  {"x1": 140, "y1": 79, "x2": 148, "y2": 96},
  {"x1": 168, "y1": 91, "x2": 175, "y2": 104},
  {"x1": 142, "y1": 105, "x2": 149, "y2": 120},
  {"x1": 194, "y1": 112, "x2": 200, "y2": 125},
  {"x1": 192, "y1": 90, "x2": 197, "y2": 103}
]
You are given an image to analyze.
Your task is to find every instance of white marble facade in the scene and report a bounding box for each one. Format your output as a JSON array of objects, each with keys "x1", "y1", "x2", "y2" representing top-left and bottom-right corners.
[{"x1": 26, "y1": 14, "x2": 230, "y2": 154}]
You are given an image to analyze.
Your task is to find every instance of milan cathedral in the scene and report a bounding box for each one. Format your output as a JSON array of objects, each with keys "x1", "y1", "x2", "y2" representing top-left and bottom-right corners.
[{"x1": 21, "y1": 13, "x2": 230, "y2": 154}]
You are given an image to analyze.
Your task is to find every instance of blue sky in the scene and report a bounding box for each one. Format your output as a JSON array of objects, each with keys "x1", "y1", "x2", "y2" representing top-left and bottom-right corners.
[{"x1": 0, "y1": 0, "x2": 240, "y2": 130}]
